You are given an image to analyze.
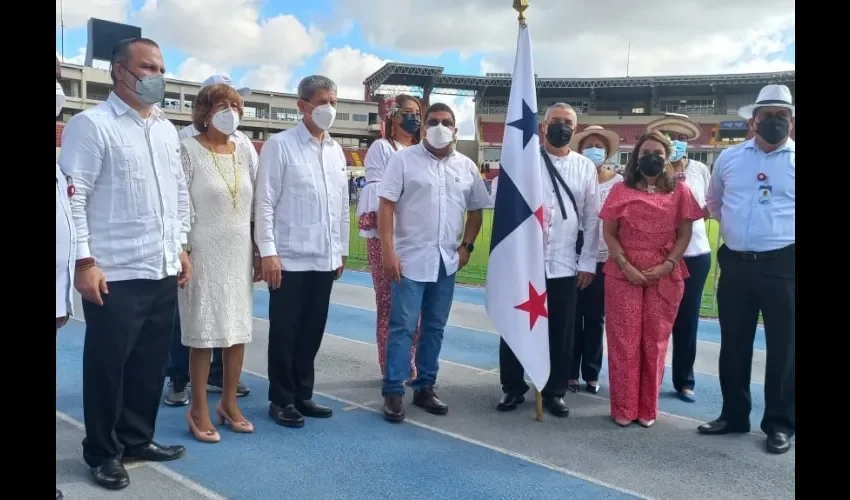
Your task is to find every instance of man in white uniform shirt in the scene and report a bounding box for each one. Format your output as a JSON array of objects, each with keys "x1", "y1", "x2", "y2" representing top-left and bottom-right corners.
[
  {"x1": 55, "y1": 55, "x2": 74, "y2": 500},
  {"x1": 162, "y1": 73, "x2": 256, "y2": 406},
  {"x1": 497, "y1": 103, "x2": 600, "y2": 417},
  {"x1": 59, "y1": 38, "x2": 191, "y2": 490},
  {"x1": 255, "y1": 75, "x2": 349, "y2": 428},
  {"x1": 377, "y1": 102, "x2": 489, "y2": 422}
]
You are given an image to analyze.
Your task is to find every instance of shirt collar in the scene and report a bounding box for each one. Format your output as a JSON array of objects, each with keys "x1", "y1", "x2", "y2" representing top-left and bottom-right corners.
[
  {"x1": 418, "y1": 142, "x2": 456, "y2": 161},
  {"x1": 106, "y1": 92, "x2": 166, "y2": 121},
  {"x1": 296, "y1": 120, "x2": 333, "y2": 145},
  {"x1": 744, "y1": 137, "x2": 795, "y2": 154}
]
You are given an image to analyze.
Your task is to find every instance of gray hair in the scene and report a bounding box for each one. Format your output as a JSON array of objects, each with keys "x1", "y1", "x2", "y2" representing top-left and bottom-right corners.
[
  {"x1": 297, "y1": 75, "x2": 338, "y2": 101},
  {"x1": 544, "y1": 102, "x2": 576, "y2": 122}
]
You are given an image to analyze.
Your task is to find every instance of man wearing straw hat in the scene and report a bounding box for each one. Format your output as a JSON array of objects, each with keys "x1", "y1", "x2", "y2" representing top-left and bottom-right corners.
[
  {"x1": 646, "y1": 113, "x2": 712, "y2": 404},
  {"x1": 700, "y1": 84, "x2": 795, "y2": 455}
]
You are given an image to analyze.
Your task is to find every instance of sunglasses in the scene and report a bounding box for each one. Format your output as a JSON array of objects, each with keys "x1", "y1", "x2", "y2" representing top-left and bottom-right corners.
[{"x1": 426, "y1": 118, "x2": 455, "y2": 127}]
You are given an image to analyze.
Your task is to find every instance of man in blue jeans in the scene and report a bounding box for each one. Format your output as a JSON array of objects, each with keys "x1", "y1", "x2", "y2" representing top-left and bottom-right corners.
[
  {"x1": 163, "y1": 306, "x2": 250, "y2": 406},
  {"x1": 376, "y1": 102, "x2": 489, "y2": 422}
]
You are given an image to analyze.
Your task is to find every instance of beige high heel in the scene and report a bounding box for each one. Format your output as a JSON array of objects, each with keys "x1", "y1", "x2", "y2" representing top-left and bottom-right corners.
[
  {"x1": 186, "y1": 411, "x2": 221, "y2": 443},
  {"x1": 216, "y1": 403, "x2": 255, "y2": 433},
  {"x1": 637, "y1": 419, "x2": 656, "y2": 428}
]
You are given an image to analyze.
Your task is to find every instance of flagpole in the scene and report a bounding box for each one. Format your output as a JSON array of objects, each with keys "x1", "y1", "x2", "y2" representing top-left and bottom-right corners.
[{"x1": 513, "y1": 0, "x2": 544, "y2": 424}]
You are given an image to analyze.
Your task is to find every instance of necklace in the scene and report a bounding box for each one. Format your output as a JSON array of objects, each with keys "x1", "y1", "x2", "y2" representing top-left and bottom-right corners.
[
  {"x1": 208, "y1": 143, "x2": 240, "y2": 209},
  {"x1": 645, "y1": 183, "x2": 657, "y2": 193}
]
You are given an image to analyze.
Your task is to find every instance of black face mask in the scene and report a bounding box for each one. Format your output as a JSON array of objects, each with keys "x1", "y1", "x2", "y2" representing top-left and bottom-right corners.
[
  {"x1": 756, "y1": 115, "x2": 790, "y2": 145},
  {"x1": 638, "y1": 153, "x2": 665, "y2": 177},
  {"x1": 546, "y1": 122, "x2": 573, "y2": 148},
  {"x1": 400, "y1": 113, "x2": 421, "y2": 135}
]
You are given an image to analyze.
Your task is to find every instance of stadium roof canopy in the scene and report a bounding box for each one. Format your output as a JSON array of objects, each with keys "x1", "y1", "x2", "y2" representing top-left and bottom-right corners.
[{"x1": 363, "y1": 62, "x2": 796, "y2": 100}]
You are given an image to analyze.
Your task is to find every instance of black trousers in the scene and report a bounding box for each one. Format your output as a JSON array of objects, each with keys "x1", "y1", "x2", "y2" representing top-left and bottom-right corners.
[
  {"x1": 671, "y1": 253, "x2": 712, "y2": 392},
  {"x1": 716, "y1": 244, "x2": 795, "y2": 435},
  {"x1": 267, "y1": 270, "x2": 335, "y2": 406},
  {"x1": 500, "y1": 276, "x2": 577, "y2": 398},
  {"x1": 82, "y1": 277, "x2": 177, "y2": 467},
  {"x1": 571, "y1": 262, "x2": 605, "y2": 382}
]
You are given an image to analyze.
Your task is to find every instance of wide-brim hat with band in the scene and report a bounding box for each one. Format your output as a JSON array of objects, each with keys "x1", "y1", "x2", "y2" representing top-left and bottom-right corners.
[
  {"x1": 569, "y1": 125, "x2": 621, "y2": 156},
  {"x1": 737, "y1": 84, "x2": 795, "y2": 119},
  {"x1": 201, "y1": 74, "x2": 252, "y2": 97},
  {"x1": 646, "y1": 112, "x2": 701, "y2": 140}
]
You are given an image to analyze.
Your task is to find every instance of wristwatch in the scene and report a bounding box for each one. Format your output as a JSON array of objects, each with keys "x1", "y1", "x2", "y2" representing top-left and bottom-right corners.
[{"x1": 460, "y1": 242, "x2": 475, "y2": 253}]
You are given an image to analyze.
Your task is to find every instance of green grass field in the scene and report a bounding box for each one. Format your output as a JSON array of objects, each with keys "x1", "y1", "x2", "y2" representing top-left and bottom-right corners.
[{"x1": 346, "y1": 207, "x2": 723, "y2": 317}]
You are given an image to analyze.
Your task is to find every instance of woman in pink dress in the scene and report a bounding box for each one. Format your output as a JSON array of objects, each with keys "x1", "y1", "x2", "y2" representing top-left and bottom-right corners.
[
  {"x1": 599, "y1": 130, "x2": 704, "y2": 428},
  {"x1": 356, "y1": 95, "x2": 422, "y2": 379}
]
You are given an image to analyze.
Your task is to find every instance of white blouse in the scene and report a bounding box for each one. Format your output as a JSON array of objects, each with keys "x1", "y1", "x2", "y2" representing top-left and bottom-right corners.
[
  {"x1": 596, "y1": 173, "x2": 623, "y2": 263},
  {"x1": 356, "y1": 138, "x2": 406, "y2": 238}
]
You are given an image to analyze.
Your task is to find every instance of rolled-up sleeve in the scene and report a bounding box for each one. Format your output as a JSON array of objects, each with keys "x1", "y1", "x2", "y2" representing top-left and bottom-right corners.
[
  {"x1": 378, "y1": 154, "x2": 404, "y2": 203},
  {"x1": 254, "y1": 138, "x2": 284, "y2": 258},
  {"x1": 467, "y1": 164, "x2": 490, "y2": 211},
  {"x1": 58, "y1": 114, "x2": 104, "y2": 260}
]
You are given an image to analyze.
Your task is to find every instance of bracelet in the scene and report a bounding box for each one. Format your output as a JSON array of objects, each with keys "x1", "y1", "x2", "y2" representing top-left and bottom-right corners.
[
  {"x1": 664, "y1": 258, "x2": 677, "y2": 269},
  {"x1": 75, "y1": 257, "x2": 95, "y2": 272},
  {"x1": 614, "y1": 254, "x2": 628, "y2": 269}
]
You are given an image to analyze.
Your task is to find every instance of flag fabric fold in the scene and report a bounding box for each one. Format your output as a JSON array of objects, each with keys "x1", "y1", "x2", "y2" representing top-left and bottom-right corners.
[{"x1": 484, "y1": 23, "x2": 550, "y2": 390}]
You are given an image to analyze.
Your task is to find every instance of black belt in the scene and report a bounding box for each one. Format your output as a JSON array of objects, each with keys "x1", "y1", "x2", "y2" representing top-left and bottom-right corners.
[{"x1": 725, "y1": 244, "x2": 794, "y2": 261}]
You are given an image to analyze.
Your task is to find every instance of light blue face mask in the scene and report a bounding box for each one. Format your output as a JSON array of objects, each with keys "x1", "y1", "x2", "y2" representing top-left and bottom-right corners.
[
  {"x1": 670, "y1": 140, "x2": 688, "y2": 162},
  {"x1": 582, "y1": 147, "x2": 607, "y2": 166}
]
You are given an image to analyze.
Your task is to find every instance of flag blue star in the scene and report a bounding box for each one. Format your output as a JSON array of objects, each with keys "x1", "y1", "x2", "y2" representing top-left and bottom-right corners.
[{"x1": 507, "y1": 99, "x2": 538, "y2": 149}]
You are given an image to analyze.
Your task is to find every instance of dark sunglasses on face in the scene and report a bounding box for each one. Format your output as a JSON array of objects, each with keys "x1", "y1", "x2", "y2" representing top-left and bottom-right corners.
[{"x1": 426, "y1": 118, "x2": 454, "y2": 127}]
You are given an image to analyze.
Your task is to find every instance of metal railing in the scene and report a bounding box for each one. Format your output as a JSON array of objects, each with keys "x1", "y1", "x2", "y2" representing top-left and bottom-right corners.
[{"x1": 345, "y1": 208, "x2": 723, "y2": 317}]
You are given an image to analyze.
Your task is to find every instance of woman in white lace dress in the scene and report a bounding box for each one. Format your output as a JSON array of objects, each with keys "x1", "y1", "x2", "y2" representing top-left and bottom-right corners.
[{"x1": 179, "y1": 83, "x2": 259, "y2": 442}]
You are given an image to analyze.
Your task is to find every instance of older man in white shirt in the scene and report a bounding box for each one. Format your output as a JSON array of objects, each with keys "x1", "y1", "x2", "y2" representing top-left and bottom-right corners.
[
  {"x1": 255, "y1": 75, "x2": 349, "y2": 429},
  {"x1": 377, "y1": 102, "x2": 489, "y2": 422},
  {"x1": 55, "y1": 55, "x2": 74, "y2": 500},
  {"x1": 162, "y1": 73, "x2": 256, "y2": 407},
  {"x1": 59, "y1": 38, "x2": 191, "y2": 491},
  {"x1": 497, "y1": 103, "x2": 600, "y2": 417}
]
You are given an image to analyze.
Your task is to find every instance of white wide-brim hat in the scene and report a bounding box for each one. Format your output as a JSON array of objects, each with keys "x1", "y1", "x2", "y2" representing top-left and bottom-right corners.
[
  {"x1": 569, "y1": 125, "x2": 621, "y2": 156},
  {"x1": 737, "y1": 84, "x2": 794, "y2": 119},
  {"x1": 646, "y1": 113, "x2": 701, "y2": 141},
  {"x1": 201, "y1": 74, "x2": 252, "y2": 97}
]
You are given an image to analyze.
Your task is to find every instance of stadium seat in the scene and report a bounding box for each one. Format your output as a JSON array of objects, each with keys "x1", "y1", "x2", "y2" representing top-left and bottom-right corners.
[{"x1": 56, "y1": 122, "x2": 64, "y2": 147}]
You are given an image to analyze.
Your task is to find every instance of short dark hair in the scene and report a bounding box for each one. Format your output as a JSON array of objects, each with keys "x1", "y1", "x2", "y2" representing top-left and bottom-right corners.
[
  {"x1": 109, "y1": 37, "x2": 160, "y2": 84},
  {"x1": 192, "y1": 84, "x2": 245, "y2": 133},
  {"x1": 424, "y1": 102, "x2": 456, "y2": 125}
]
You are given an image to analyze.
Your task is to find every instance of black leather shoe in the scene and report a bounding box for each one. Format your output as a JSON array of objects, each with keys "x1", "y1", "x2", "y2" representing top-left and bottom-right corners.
[
  {"x1": 496, "y1": 393, "x2": 526, "y2": 412},
  {"x1": 544, "y1": 396, "x2": 570, "y2": 417},
  {"x1": 269, "y1": 403, "x2": 305, "y2": 428},
  {"x1": 123, "y1": 442, "x2": 186, "y2": 462},
  {"x1": 412, "y1": 386, "x2": 448, "y2": 415},
  {"x1": 586, "y1": 383, "x2": 601, "y2": 395},
  {"x1": 567, "y1": 382, "x2": 579, "y2": 393},
  {"x1": 383, "y1": 394, "x2": 405, "y2": 422},
  {"x1": 697, "y1": 419, "x2": 750, "y2": 435},
  {"x1": 766, "y1": 432, "x2": 791, "y2": 454},
  {"x1": 295, "y1": 399, "x2": 333, "y2": 418},
  {"x1": 90, "y1": 459, "x2": 130, "y2": 490},
  {"x1": 56, "y1": 488, "x2": 63, "y2": 500}
]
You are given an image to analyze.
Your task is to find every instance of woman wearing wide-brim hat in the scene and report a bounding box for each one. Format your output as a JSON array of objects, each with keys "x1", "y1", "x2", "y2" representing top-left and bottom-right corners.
[
  {"x1": 646, "y1": 113, "x2": 711, "y2": 404},
  {"x1": 566, "y1": 125, "x2": 623, "y2": 395}
]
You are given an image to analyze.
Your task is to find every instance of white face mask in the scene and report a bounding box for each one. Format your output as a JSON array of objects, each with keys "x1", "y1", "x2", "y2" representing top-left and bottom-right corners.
[
  {"x1": 211, "y1": 108, "x2": 240, "y2": 135},
  {"x1": 425, "y1": 124, "x2": 454, "y2": 149},
  {"x1": 310, "y1": 104, "x2": 336, "y2": 131},
  {"x1": 56, "y1": 81, "x2": 66, "y2": 118}
]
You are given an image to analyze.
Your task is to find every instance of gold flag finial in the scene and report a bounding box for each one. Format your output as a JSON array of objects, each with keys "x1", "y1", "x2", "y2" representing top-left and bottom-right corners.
[{"x1": 513, "y1": 0, "x2": 528, "y2": 25}]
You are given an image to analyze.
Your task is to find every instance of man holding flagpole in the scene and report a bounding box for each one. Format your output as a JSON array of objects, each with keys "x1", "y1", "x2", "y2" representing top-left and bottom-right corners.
[{"x1": 487, "y1": 0, "x2": 573, "y2": 417}]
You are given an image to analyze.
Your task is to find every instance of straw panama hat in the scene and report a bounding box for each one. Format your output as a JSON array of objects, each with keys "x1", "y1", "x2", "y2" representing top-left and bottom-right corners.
[
  {"x1": 646, "y1": 113, "x2": 701, "y2": 140},
  {"x1": 569, "y1": 125, "x2": 621, "y2": 156},
  {"x1": 737, "y1": 84, "x2": 795, "y2": 119}
]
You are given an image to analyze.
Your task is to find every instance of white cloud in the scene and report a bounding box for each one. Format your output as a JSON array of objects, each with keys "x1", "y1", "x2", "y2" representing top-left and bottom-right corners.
[
  {"x1": 316, "y1": 46, "x2": 390, "y2": 100},
  {"x1": 165, "y1": 57, "x2": 226, "y2": 83},
  {"x1": 57, "y1": 46, "x2": 110, "y2": 69},
  {"x1": 133, "y1": 0, "x2": 324, "y2": 92},
  {"x1": 57, "y1": 0, "x2": 129, "y2": 29},
  {"x1": 334, "y1": 0, "x2": 795, "y2": 77}
]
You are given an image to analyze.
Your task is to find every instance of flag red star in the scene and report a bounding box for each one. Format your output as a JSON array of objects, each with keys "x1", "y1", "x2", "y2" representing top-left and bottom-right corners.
[
  {"x1": 515, "y1": 282, "x2": 548, "y2": 330},
  {"x1": 534, "y1": 205, "x2": 544, "y2": 231}
]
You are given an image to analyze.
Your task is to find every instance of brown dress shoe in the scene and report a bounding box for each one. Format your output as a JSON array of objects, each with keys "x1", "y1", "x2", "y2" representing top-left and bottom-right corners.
[
  {"x1": 383, "y1": 394, "x2": 405, "y2": 422},
  {"x1": 412, "y1": 386, "x2": 448, "y2": 415}
]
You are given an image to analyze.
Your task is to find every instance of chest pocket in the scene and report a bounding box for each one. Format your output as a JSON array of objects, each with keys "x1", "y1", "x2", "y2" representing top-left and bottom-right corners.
[
  {"x1": 285, "y1": 163, "x2": 324, "y2": 225},
  {"x1": 445, "y1": 166, "x2": 473, "y2": 213},
  {"x1": 108, "y1": 144, "x2": 149, "y2": 221}
]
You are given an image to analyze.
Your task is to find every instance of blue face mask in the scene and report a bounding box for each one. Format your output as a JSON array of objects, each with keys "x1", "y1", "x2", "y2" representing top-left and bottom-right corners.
[
  {"x1": 670, "y1": 140, "x2": 688, "y2": 162},
  {"x1": 582, "y1": 147, "x2": 607, "y2": 167}
]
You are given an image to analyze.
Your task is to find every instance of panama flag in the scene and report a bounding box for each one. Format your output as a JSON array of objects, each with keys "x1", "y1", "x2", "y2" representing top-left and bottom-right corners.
[{"x1": 484, "y1": 22, "x2": 550, "y2": 390}]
